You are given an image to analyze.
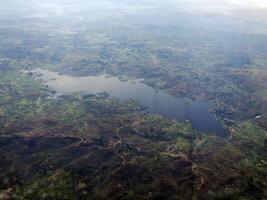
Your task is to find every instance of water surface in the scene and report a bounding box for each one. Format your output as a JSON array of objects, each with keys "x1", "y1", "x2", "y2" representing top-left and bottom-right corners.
[{"x1": 27, "y1": 68, "x2": 226, "y2": 136}]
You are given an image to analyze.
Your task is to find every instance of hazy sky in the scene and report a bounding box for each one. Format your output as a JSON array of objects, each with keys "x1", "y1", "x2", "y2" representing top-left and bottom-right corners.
[
  {"x1": 226, "y1": 0, "x2": 267, "y2": 7},
  {"x1": 36, "y1": 0, "x2": 267, "y2": 8},
  {"x1": 172, "y1": 0, "x2": 267, "y2": 8},
  {"x1": 2, "y1": 0, "x2": 267, "y2": 16},
  {"x1": 1, "y1": 0, "x2": 267, "y2": 28}
]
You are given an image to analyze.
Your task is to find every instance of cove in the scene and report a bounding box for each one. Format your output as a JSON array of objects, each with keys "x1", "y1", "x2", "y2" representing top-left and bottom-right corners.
[{"x1": 25, "y1": 68, "x2": 226, "y2": 136}]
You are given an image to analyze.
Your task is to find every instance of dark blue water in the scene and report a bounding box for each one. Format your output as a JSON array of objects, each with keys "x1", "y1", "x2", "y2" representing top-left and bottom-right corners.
[{"x1": 26, "y1": 68, "x2": 226, "y2": 136}]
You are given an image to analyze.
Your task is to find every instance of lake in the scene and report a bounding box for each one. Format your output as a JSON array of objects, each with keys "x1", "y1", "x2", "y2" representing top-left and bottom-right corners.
[{"x1": 25, "y1": 68, "x2": 226, "y2": 136}]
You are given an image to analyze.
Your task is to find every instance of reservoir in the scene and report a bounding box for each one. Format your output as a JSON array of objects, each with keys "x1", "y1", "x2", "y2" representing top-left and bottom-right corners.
[{"x1": 25, "y1": 68, "x2": 226, "y2": 136}]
